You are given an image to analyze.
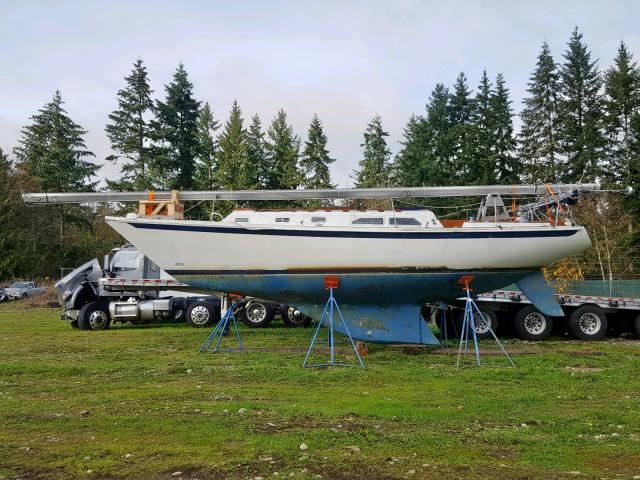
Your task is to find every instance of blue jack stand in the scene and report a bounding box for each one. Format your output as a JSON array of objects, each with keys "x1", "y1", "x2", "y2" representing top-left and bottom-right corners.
[
  {"x1": 456, "y1": 276, "x2": 515, "y2": 368},
  {"x1": 199, "y1": 300, "x2": 244, "y2": 353},
  {"x1": 436, "y1": 302, "x2": 450, "y2": 348},
  {"x1": 303, "y1": 276, "x2": 364, "y2": 368}
]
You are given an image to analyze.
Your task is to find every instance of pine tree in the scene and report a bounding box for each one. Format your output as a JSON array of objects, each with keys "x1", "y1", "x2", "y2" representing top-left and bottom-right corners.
[
  {"x1": 300, "y1": 114, "x2": 335, "y2": 189},
  {"x1": 603, "y1": 41, "x2": 640, "y2": 184},
  {"x1": 194, "y1": 102, "x2": 220, "y2": 190},
  {"x1": 215, "y1": 101, "x2": 249, "y2": 190},
  {"x1": 246, "y1": 114, "x2": 269, "y2": 189},
  {"x1": 394, "y1": 114, "x2": 428, "y2": 186},
  {"x1": 491, "y1": 73, "x2": 519, "y2": 182},
  {"x1": 472, "y1": 70, "x2": 496, "y2": 184},
  {"x1": 448, "y1": 72, "x2": 476, "y2": 184},
  {"x1": 105, "y1": 58, "x2": 154, "y2": 190},
  {"x1": 394, "y1": 84, "x2": 453, "y2": 187},
  {"x1": 14, "y1": 91, "x2": 97, "y2": 192},
  {"x1": 355, "y1": 115, "x2": 391, "y2": 188},
  {"x1": 558, "y1": 28, "x2": 606, "y2": 182},
  {"x1": 151, "y1": 63, "x2": 201, "y2": 189},
  {"x1": 519, "y1": 42, "x2": 562, "y2": 182},
  {"x1": 265, "y1": 109, "x2": 301, "y2": 189}
]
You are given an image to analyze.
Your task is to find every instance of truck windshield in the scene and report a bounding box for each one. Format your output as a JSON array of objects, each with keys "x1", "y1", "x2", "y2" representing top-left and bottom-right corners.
[
  {"x1": 10, "y1": 282, "x2": 28, "y2": 288},
  {"x1": 111, "y1": 251, "x2": 143, "y2": 272}
]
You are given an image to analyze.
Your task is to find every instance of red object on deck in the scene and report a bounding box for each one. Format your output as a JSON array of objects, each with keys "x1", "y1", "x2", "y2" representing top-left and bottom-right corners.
[
  {"x1": 324, "y1": 276, "x2": 340, "y2": 289},
  {"x1": 457, "y1": 275, "x2": 475, "y2": 291}
]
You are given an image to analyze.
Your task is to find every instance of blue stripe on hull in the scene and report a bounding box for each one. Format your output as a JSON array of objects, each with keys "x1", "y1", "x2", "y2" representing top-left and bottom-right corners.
[{"x1": 132, "y1": 222, "x2": 578, "y2": 239}]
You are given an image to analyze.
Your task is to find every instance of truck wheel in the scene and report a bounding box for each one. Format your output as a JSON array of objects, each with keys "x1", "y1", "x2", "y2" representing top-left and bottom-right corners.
[
  {"x1": 78, "y1": 302, "x2": 111, "y2": 331},
  {"x1": 187, "y1": 301, "x2": 219, "y2": 328},
  {"x1": 513, "y1": 306, "x2": 553, "y2": 341},
  {"x1": 22, "y1": 293, "x2": 28, "y2": 300},
  {"x1": 569, "y1": 305, "x2": 607, "y2": 340},
  {"x1": 455, "y1": 306, "x2": 498, "y2": 340},
  {"x1": 280, "y1": 304, "x2": 311, "y2": 327},
  {"x1": 241, "y1": 300, "x2": 274, "y2": 328},
  {"x1": 635, "y1": 314, "x2": 640, "y2": 337}
]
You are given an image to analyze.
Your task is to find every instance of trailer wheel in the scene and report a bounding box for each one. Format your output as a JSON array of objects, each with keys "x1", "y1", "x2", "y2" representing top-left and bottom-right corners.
[
  {"x1": 455, "y1": 306, "x2": 498, "y2": 340},
  {"x1": 513, "y1": 306, "x2": 553, "y2": 341},
  {"x1": 633, "y1": 314, "x2": 640, "y2": 337},
  {"x1": 78, "y1": 302, "x2": 111, "y2": 331},
  {"x1": 186, "y1": 301, "x2": 219, "y2": 328},
  {"x1": 569, "y1": 305, "x2": 607, "y2": 340},
  {"x1": 280, "y1": 304, "x2": 311, "y2": 327},
  {"x1": 240, "y1": 300, "x2": 274, "y2": 328}
]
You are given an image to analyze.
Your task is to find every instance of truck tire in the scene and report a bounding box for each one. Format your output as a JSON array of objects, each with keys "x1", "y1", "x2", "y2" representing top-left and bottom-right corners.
[
  {"x1": 280, "y1": 304, "x2": 311, "y2": 327},
  {"x1": 513, "y1": 306, "x2": 553, "y2": 341},
  {"x1": 78, "y1": 302, "x2": 111, "y2": 331},
  {"x1": 635, "y1": 314, "x2": 640, "y2": 337},
  {"x1": 240, "y1": 300, "x2": 274, "y2": 328},
  {"x1": 186, "y1": 301, "x2": 219, "y2": 328},
  {"x1": 569, "y1": 305, "x2": 607, "y2": 340},
  {"x1": 455, "y1": 306, "x2": 498, "y2": 340}
]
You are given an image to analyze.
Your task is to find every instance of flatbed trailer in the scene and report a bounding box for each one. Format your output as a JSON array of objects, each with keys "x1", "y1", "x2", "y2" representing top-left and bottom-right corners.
[{"x1": 453, "y1": 284, "x2": 640, "y2": 341}]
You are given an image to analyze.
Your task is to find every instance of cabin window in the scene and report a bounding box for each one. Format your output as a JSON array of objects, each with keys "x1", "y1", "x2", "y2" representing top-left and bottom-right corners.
[
  {"x1": 111, "y1": 250, "x2": 143, "y2": 272},
  {"x1": 311, "y1": 216, "x2": 326, "y2": 223},
  {"x1": 276, "y1": 217, "x2": 290, "y2": 223},
  {"x1": 352, "y1": 217, "x2": 383, "y2": 225},
  {"x1": 235, "y1": 217, "x2": 249, "y2": 223},
  {"x1": 388, "y1": 217, "x2": 421, "y2": 226}
]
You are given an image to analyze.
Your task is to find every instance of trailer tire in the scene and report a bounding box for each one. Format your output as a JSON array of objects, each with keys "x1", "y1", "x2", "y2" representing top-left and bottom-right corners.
[
  {"x1": 240, "y1": 300, "x2": 274, "y2": 328},
  {"x1": 633, "y1": 314, "x2": 640, "y2": 337},
  {"x1": 455, "y1": 306, "x2": 498, "y2": 340},
  {"x1": 513, "y1": 306, "x2": 553, "y2": 341},
  {"x1": 186, "y1": 301, "x2": 219, "y2": 328},
  {"x1": 77, "y1": 302, "x2": 111, "y2": 331},
  {"x1": 280, "y1": 304, "x2": 311, "y2": 327},
  {"x1": 569, "y1": 305, "x2": 607, "y2": 340}
]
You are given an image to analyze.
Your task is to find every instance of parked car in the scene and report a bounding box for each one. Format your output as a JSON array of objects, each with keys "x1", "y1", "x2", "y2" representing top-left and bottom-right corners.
[
  {"x1": 5, "y1": 281, "x2": 46, "y2": 300},
  {"x1": 0, "y1": 287, "x2": 8, "y2": 303}
]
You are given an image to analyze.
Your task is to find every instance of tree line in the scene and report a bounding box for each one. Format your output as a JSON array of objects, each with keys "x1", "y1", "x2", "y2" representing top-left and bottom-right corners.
[{"x1": 2, "y1": 27, "x2": 640, "y2": 279}]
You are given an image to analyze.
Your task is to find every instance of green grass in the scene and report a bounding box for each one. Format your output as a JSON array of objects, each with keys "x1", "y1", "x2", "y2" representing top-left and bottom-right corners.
[{"x1": 1, "y1": 304, "x2": 639, "y2": 480}]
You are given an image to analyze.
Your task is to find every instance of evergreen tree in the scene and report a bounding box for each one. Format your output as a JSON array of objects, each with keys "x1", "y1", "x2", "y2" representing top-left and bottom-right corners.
[
  {"x1": 300, "y1": 114, "x2": 335, "y2": 189},
  {"x1": 265, "y1": 109, "x2": 301, "y2": 189},
  {"x1": 151, "y1": 63, "x2": 201, "y2": 189},
  {"x1": 355, "y1": 115, "x2": 391, "y2": 188},
  {"x1": 603, "y1": 41, "x2": 640, "y2": 184},
  {"x1": 215, "y1": 100, "x2": 249, "y2": 190},
  {"x1": 394, "y1": 84, "x2": 453, "y2": 187},
  {"x1": 105, "y1": 58, "x2": 154, "y2": 190},
  {"x1": 246, "y1": 114, "x2": 269, "y2": 189},
  {"x1": 519, "y1": 42, "x2": 562, "y2": 182},
  {"x1": 491, "y1": 73, "x2": 518, "y2": 182},
  {"x1": 393, "y1": 114, "x2": 428, "y2": 186},
  {"x1": 448, "y1": 72, "x2": 476, "y2": 183},
  {"x1": 14, "y1": 91, "x2": 97, "y2": 191},
  {"x1": 558, "y1": 28, "x2": 606, "y2": 182},
  {"x1": 194, "y1": 102, "x2": 220, "y2": 190},
  {"x1": 472, "y1": 70, "x2": 497, "y2": 184}
]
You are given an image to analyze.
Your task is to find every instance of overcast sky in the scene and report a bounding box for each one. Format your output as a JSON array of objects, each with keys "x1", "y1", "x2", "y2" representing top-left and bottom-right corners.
[{"x1": 1, "y1": 0, "x2": 639, "y2": 187}]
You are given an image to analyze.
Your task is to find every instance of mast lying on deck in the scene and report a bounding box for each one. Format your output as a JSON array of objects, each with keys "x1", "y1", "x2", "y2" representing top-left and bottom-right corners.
[{"x1": 21, "y1": 183, "x2": 600, "y2": 204}]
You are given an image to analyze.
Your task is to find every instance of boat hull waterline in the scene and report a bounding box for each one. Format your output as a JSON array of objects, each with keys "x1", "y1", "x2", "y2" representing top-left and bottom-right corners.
[{"x1": 105, "y1": 217, "x2": 591, "y2": 344}]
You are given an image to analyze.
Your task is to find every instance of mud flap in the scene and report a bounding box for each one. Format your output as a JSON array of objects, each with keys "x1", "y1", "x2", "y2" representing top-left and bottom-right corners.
[
  {"x1": 515, "y1": 270, "x2": 564, "y2": 317},
  {"x1": 300, "y1": 303, "x2": 440, "y2": 345}
]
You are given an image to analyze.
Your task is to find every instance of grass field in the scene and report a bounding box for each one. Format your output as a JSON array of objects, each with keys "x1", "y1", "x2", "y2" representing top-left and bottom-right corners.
[{"x1": 1, "y1": 304, "x2": 639, "y2": 480}]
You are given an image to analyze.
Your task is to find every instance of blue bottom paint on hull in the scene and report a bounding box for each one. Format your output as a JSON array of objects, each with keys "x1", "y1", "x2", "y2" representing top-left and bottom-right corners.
[{"x1": 175, "y1": 270, "x2": 537, "y2": 345}]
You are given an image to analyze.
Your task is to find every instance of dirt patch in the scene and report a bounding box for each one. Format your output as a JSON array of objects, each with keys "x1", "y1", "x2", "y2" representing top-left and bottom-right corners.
[
  {"x1": 565, "y1": 366, "x2": 603, "y2": 373},
  {"x1": 586, "y1": 452, "x2": 640, "y2": 475}
]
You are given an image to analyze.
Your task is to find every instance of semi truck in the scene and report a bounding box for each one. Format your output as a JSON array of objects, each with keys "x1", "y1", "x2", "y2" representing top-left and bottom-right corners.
[{"x1": 55, "y1": 245, "x2": 310, "y2": 331}]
